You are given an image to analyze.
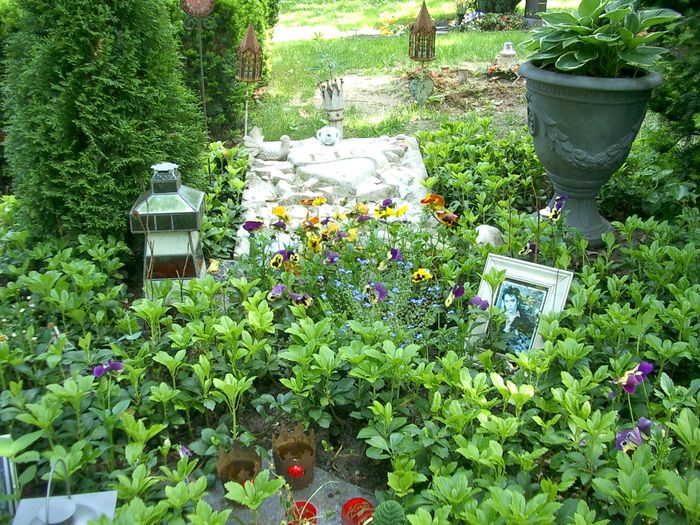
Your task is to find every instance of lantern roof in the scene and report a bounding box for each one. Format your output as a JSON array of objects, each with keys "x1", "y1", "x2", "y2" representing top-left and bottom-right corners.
[
  {"x1": 239, "y1": 24, "x2": 261, "y2": 54},
  {"x1": 129, "y1": 163, "x2": 205, "y2": 233},
  {"x1": 412, "y1": 1, "x2": 436, "y2": 33}
]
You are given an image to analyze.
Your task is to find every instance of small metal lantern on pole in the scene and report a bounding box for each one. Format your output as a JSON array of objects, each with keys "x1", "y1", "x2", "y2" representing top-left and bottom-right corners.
[
  {"x1": 180, "y1": 0, "x2": 215, "y2": 128},
  {"x1": 236, "y1": 24, "x2": 263, "y2": 137},
  {"x1": 408, "y1": 1, "x2": 437, "y2": 104}
]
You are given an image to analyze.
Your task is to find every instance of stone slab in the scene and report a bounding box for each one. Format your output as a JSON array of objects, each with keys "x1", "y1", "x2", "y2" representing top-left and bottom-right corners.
[
  {"x1": 236, "y1": 134, "x2": 429, "y2": 256},
  {"x1": 205, "y1": 463, "x2": 375, "y2": 524}
]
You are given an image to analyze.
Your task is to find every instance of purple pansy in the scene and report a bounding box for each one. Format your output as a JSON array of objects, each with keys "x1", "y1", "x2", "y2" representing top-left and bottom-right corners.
[
  {"x1": 520, "y1": 240, "x2": 538, "y2": 258},
  {"x1": 615, "y1": 426, "x2": 643, "y2": 452},
  {"x1": 336, "y1": 231, "x2": 350, "y2": 239},
  {"x1": 452, "y1": 283, "x2": 465, "y2": 298},
  {"x1": 272, "y1": 220, "x2": 287, "y2": 230},
  {"x1": 469, "y1": 295, "x2": 489, "y2": 310},
  {"x1": 388, "y1": 247, "x2": 403, "y2": 262},
  {"x1": 381, "y1": 198, "x2": 393, "y2": 208},
  {"x1": 554, "y1": 193, "x2": 569, "y2": 210},
  {"x1": 325, "y1": 251, "x2": 339, "y2": 264},
  {"x1": 242, "y1": 220, "x2": 264, "y2": 233},
  {"x1": 613, "y1": 361, "x2": 654, "y2": 394},
  {"x1": 267, "y1": 283, "x2": 287, "y2": 301},
  {"x1": 93, "y1": 359, "x2": 123, "y2": 378},
  {"x1": 106, "y1": 359, "x2": 123, "y2": 373},
  {"x1": 637, "y1": 417, "x2": 653, "y2": 435},
  {"x1": 178, "y1": 445, "x2": 193, "y2": 458},
  {"x1": 366, "y1": 281, "x2": 388, "y2": 303},
  {"x1": 357, "y1": 215, "x2": 372, "y2": 223},
  {"x1": 288, "y1": 292, "x2": 313, "y2": 307}
]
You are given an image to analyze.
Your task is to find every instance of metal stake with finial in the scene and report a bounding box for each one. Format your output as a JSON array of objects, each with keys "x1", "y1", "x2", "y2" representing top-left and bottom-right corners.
[
  {"x1": 236, "y1": 24, "x2": 263, "y2": 137},
  {"x1": 408, "y1": 1, "x2": 437, "y2": 105},
  {"x1": 180, "y1": 0, "x2": 216, "y2": 128}
]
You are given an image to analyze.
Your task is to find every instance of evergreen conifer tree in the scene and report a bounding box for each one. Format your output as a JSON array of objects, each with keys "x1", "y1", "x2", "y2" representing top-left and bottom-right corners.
[{"x1": 4, "y1": 0, "x2": 206, "y2": 239}]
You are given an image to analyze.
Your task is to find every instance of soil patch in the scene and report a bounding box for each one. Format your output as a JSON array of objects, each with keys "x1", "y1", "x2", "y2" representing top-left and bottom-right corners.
[{"x1": 316, "y1": 65, "x2": 527, "y2": 132}]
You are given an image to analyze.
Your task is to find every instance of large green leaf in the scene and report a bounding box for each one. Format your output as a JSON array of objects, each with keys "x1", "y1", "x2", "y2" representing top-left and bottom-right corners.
[
  {"x1": 540, "y1": 11, "x2": 581, "y2": 25},
  {"x1": 555, "y1": 51, "x2": 586, "y2": 71},
  {"x1": 578, "y1": 0, "x2": 601, "y2": 17},
  {"x1": 619, "y1": 46, "x2": 666, "y2": 67},
  {"x1": 638, "y1": 8, "x2": 681, "y2": 30},
  {"x1": 574, "y1": 47, "x2": 599, "y2": 64},
  {"x1": 624, "y1": 13, "x2": 641, "y2": 34},
  {"x1": 602, "y1": 7, "x2": 633, "y2": 22}
]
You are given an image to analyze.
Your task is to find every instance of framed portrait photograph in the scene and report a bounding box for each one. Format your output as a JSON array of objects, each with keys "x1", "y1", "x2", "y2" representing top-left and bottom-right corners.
[
  {"x1": 0, "y1": 435, "x2": 18, "y2": 516},
  {"x1": 473, "y1": 254, "x2": 574, "y2": 353}
]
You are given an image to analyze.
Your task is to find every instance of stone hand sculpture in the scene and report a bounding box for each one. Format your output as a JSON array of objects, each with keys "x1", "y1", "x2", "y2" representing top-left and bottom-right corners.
[{"x1": 243, "y1": 126, "x2": 291, "y2": 161}]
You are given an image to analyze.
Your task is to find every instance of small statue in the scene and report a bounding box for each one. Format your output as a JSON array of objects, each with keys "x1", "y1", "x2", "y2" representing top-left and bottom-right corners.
[
  {"x1": 316, "y1": 126, "x2": 340, "y2": 146},
  {"x1": 243, "y1": 126, "x2": 291, "y2": 161}
]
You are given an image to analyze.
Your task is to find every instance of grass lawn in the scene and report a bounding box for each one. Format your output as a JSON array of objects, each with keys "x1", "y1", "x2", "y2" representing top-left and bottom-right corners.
[{"x1": 248, "y1": 0, "x2": 579, "y2": 140}]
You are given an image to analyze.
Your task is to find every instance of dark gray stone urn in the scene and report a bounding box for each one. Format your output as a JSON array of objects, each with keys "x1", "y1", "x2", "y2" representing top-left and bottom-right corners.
[{"x1": 520, "y1": 61, "x2": 661, "y2": 245}]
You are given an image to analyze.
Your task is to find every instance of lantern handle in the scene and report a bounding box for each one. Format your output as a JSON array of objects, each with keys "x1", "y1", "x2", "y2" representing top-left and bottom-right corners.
[{"x1": 44, "y1": 458, "x2": 72, "y2": 523}]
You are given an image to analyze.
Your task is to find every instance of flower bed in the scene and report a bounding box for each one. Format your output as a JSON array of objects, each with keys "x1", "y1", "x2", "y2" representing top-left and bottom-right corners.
[{"x1": 0, "y1": 119, "x2": 699, "y2": 523}]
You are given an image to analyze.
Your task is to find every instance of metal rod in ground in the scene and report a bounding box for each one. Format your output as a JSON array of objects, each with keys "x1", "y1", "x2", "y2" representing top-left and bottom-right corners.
[
  {"x1": 196, "y1": 17, "x2": 207, "y2": 129},
  {"x1": 244, "y1": 84, "x2": 249, "y2": 137}
]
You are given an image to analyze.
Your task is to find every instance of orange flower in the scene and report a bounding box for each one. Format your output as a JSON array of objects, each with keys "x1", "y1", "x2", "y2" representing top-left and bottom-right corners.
[
  {"x1": 420, "y1": 193, "x2": 445, "y2": 209},
  {"x1": 300, "y1": 198, "x2": 315, "y2": 206},
  {"x1": 434, "y1": 209, "x2": 459, "y2": 227},
  {"x1": 301, "y1": 216, "x2": 320, "y2": 231}
]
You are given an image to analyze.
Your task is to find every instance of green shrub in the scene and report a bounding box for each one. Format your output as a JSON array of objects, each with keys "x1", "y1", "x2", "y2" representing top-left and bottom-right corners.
[
  {"x1": 469, "y1": 12, "x2": 524, "y2": 31},
  {"x1": 169, "y1": 0, "x2": 273, "y2": 140},
  {"x1": 4, "y1": 0, "x2": 206, "y2": 241},
  {"x1": 477, "y1": 0, "x2": 520, "y2": 13},
  {"x1": 417, "y1": 118, "x2": 547, "y2": 222},
  {"x1": 0, "y1": 0, "x2": 19, "y2": 194}
]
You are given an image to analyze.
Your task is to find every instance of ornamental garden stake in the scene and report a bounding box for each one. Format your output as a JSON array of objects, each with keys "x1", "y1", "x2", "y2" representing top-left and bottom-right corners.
[
  {"x1": 180, "y1": 0, "x2": 215, "y2": 128},
  {"x1": 408, "y1": 1, "x2": 436, "y2": 104},
  {"x1": 236, "y1": 24, "x2": 263, "y2": 137}
]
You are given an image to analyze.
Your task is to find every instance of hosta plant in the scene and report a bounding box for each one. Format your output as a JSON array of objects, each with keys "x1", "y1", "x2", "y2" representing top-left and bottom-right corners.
[{"x1": 523, "y1": 0, "x2": 681, "y2": 77}]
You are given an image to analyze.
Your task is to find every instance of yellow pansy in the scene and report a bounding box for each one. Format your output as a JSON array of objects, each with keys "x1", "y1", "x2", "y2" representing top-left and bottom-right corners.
[
  {"x1": 412, "y1": 268, "x2": 433, "y2": 283},
  {"x1": 272, "y1": 205, "x2": 290, "y2": 223}
]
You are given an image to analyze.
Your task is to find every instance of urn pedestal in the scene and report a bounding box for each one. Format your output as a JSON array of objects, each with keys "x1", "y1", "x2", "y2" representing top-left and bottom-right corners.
[{"x1": 520, "y1": 61, "x2": 661, "y2": 245}]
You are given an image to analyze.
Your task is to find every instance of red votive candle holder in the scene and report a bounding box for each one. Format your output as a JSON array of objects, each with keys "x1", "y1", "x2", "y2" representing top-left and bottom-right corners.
[
  {"x1": 290, "y1": 500, "x2": 318, "y2": 525},
  {"x1": 341, "y1": 497, "x2": 375, "y2": 525}
]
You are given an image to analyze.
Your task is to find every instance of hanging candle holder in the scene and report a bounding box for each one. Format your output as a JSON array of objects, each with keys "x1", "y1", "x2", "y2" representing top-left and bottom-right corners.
[
  {"x1": 408, "y1": 1, "x2": 437, "y2": 104},
  {"x1": 236, "y1": 24, "x2": 263, "y2": 137},
  {"x1": 272, "y1": 425, "x2": 316, "y2": 490}
]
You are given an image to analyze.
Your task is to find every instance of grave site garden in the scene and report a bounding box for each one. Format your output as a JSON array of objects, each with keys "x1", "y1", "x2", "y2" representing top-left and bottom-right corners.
[{"x1": 0, "y1": 0, "x2": 699, "y2": 523}]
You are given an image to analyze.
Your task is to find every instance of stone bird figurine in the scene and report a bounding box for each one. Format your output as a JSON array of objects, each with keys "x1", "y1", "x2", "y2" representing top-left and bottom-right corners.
[{"x1": 243, "y1": 126, "x2": 291, "y2": 161}]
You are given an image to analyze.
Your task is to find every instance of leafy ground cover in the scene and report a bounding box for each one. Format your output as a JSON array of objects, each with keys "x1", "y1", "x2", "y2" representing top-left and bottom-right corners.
[
  {"x1": 1, "y1": 0, "x2": 699, "y2": 524},
  {"x1": 1, "y1": 113, "x2": 699, "y2": 524}
]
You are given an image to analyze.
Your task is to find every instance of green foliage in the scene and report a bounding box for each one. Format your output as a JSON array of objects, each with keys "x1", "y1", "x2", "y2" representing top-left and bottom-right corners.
[
  {"x1": 599, "y1": 127, "x2": 697, "y2": 220},
  {"x1": 200, "y1": 143, "x2": 247, "y2": 259},
  {"x1": 417, "y1": 117, "x2": 547, "y2": 220},
  {"x1": 169, "y1": 0, "x2": 273, "y2": 140},
  {"x1": 4, "y1": 0, "x2": 206, "y2": 241},
  {"x1": 0, "y1": 0, "x2": 19, "y2": 193},
  {"x1": 374, "y1": 500, "x2": 408, "y2": 525},
  {"x1": 477, "y1": 0, "x2": 520, "y2": 13},
  {"x1": 648, "y1": 6, "x2": 700, "y2": 176},
  {"x1": 462, "y1": 12, "x2": 525, "y2": 31},
  {"x1": 523, "y1": 0, "x2": 681, "y2": 77}
]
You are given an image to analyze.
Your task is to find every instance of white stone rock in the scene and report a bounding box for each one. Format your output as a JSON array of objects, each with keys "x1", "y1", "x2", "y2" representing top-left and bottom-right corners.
[{"x1": 475, "y1": 224, "x2": 504, "y2": 246}]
